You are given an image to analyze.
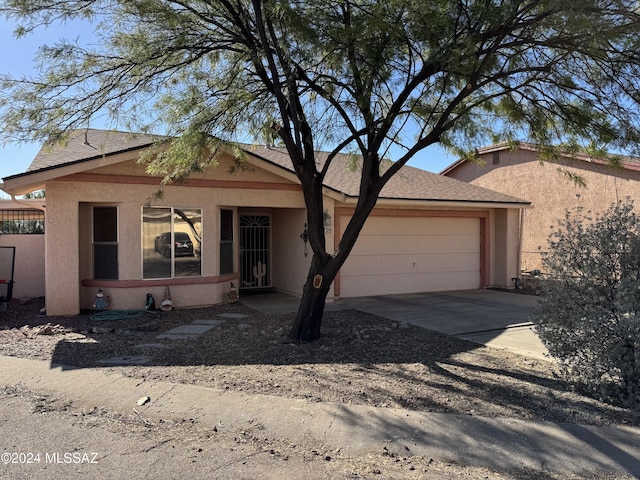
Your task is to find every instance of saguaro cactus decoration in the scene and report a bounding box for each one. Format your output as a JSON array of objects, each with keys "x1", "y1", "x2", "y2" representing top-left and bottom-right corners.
[{"x1": 253, "y1": 261, "x2": 267, "y2": 287}]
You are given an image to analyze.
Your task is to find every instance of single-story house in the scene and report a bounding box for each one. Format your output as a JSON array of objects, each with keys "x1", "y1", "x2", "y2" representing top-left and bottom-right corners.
[
  {"x1": 442, "y1": 143, "x2": 640, "y2": 272},
  {"x1": 1, "y1": 129, "x2": 529, "y2": 316}
]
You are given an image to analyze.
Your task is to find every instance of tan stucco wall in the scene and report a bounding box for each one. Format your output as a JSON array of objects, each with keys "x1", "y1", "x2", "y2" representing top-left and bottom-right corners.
[
  {"x1": 41, "y1": 146, "x2": 523, "y2": 314},
  {"x1": 90, "y1": 154, "x2": 292, "y2": 184},
  {"x1": 0, "y1": 234, "x2": 45, "y2": 299},
  {"x1": 271, "y1": 208, "x2": 311, "y2": 296},
  {"x1": 447, "y1": 149, "x2": 640, "y2": 272},
  {"x1": 44, "y1": 151, "x2": 308, "y2": 315},
  {"x1": 490, "y1": 208, "x2": 522, "y2": 287}
]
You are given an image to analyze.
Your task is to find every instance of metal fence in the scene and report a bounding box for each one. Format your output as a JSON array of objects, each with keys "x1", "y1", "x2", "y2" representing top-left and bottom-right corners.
[{"x1": 0, "y1": 209, "x2": 45, "y2": 234}]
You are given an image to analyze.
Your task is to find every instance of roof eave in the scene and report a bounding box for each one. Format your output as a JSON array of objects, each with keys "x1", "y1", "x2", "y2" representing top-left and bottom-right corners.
[
  {"x1": 238, "y1": 147, "x2": 354, "y2": 202},
  {"x1": 1, "y1": 146, "x2": 153, "y2": 196},
  {"x1": 441, "y1": 142, "x2": 640, "y2": 174},
  {"x1": 338, "y1": 196, "x2": 531, "y2": 209},
  {"x1": 439, "y1": 159, "x2": 465, "y2": 175},
  {"x1": 240, "y1": 148, "x2": 300, "y2": 184}
]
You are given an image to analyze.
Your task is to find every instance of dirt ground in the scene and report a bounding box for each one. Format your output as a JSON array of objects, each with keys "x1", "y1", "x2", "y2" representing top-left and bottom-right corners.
[
  {"x1": 0, "y1": 296, "x2": 638, "y2": 479},
  {"x1": 1, "y1": 385, "x2": 629, "y2": 480}
]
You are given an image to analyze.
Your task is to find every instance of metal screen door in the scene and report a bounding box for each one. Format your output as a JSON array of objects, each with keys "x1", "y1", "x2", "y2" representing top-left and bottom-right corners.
[{"x1": 239, "y1": 215, "x2": 271, "y2": 289}]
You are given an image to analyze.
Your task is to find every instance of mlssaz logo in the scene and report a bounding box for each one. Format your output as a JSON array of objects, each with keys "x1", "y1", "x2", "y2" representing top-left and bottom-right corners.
[{"x1": 45, "y1": 452, "x2": 99, "y2": 464}]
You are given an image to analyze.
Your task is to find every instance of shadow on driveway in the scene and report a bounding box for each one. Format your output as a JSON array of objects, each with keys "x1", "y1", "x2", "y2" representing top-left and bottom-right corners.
[{"x1": 242, "y1": 289, "x2": 547, "y2": 360}]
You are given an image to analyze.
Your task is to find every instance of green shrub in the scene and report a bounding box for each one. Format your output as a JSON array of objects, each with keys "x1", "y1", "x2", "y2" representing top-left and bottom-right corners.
[{"x1": 535, "y1": 199, "x2": 640, "y2": 408}]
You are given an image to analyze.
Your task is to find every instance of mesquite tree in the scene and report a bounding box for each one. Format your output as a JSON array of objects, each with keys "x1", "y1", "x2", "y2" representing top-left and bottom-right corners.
[{"x1": 3, "y1": 1, "x2": 640, "y2": 340}]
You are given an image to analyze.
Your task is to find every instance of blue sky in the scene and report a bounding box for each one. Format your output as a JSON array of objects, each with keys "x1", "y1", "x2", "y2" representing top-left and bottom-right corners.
[{"x1": 0, "y1": 14, "x2": 457, "y2": 183}]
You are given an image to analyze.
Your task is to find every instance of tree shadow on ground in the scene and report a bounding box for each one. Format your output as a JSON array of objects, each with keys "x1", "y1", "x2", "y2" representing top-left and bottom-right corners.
[{"x1": 1, "y1": 297, "x2": 637, "y2": 427}]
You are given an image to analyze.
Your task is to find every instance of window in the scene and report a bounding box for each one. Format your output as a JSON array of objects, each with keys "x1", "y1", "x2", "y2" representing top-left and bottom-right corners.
[
  {"x1": 0, "y1": 209, "x2": 45, "y2": 234},
  {"x1": 93, "y1": 206, "x2": 118, "y2": 279},
  {"x1": 220, "y1": 209, "x2": 234, "y2": 274},
  {"x1": 492, "y1": 151, "x2": 500, "y2": 165},
  {"x1": 142, "y1": 207, "x2": 202, "y2": 279}
]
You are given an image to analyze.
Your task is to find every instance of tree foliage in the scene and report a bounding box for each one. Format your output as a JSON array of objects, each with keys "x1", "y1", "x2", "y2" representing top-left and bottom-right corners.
[
  {"x1": 535, "y1": 200, "x2": 640, "y2": 408},
  {"x1": 3, "y1": 1, "x2": 640, "y2": 339}
]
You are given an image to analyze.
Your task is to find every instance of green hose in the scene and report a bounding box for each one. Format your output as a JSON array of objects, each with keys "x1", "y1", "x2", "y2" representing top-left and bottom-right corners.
[{"x1": 91, "y1": 309, "x2": 156, "y2": 321}]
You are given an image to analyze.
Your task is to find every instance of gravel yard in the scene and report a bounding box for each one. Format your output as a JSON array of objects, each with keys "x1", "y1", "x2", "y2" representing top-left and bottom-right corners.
[{"x1": 1, "y1": 296, "x2": 637, "y2": 427}]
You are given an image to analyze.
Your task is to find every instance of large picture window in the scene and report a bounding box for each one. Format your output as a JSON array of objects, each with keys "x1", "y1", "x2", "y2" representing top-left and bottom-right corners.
[{"x1": 142, "y1": 207, "x2": 202, "y2": 279}]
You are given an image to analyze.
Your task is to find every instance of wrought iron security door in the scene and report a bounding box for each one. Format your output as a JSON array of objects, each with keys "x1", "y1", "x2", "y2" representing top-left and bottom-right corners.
[{"x1": 239, "y1": 215, "x2": 271, "y2": 289}]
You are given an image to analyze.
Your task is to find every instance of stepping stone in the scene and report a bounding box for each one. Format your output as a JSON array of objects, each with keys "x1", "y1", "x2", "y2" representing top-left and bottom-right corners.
[
  {"x1": 155, "y1": 333, "x2": 196, "y2": 340},
  {"x1": 217, "y1": 313, "x2": 250, "y2": 319},
  {"x1": 155, "y1": 323, "x2": 217, "y2": 340},
  {"x1": 163, "y1": 324, "x2": 214, "y2": 335},
  {"x1": 191, "y1": 319, "x2": 225, "y2": 326}
]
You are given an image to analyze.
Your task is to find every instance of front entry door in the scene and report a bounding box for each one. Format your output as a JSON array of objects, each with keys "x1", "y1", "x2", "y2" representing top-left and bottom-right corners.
[{"x1": 239, "y1": 215, "x2": 271, "y2": 290}]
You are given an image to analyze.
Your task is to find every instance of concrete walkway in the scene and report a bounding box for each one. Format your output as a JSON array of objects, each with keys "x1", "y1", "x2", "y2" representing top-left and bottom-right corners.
[
  {"x1": 241, "y1": 289, "x2": 548, "y2": 360},
  {"x1": 1, "y1": 355, "x2": 639, "y2": 477}
]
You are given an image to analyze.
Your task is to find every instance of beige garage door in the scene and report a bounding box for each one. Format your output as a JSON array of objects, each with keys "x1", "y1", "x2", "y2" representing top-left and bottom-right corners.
[{"x1": 339, "y1": 216, "x2": 480, "y2": 297}]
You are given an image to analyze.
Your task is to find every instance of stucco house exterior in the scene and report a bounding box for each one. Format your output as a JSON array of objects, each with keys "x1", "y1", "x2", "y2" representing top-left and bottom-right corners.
[
  {"x1": 1, "y1": 129, "x2": 529, "y2": 316},
  {"x1": 0, "y1": 198, "x2": 46, "y2": 299},
  {"x1": 442, "y1": 143, "x2": 640, "y2": 272}
]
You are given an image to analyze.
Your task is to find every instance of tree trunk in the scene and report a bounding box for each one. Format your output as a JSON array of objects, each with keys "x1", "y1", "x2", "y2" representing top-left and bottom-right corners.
[{"x1": 288, "y1": 275, "x2": 332, "y2": 341}]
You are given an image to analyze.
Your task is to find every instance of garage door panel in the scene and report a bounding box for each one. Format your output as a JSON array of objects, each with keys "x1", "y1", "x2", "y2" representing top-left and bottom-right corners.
[
  {"x1": 351, "y1": 235, "x2": 381, "y2": 255},
  {"x1": 340, "y1": 215, "x2": 481, "y2": 297},
  {"x1": 354, "y1": 234, "x2": 478, "y2": 256},
  {"x1": 425, "y1": 253, "x2": 479, "y2": 271}
]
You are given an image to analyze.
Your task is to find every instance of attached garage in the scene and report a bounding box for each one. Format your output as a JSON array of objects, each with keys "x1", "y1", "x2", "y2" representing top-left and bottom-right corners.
[
  {"x1": 338, "y1": 212, "x2": 484, "y2": 297},
  {"x1": 1, "y1": 130, "x2": 529, "y2": 314}
]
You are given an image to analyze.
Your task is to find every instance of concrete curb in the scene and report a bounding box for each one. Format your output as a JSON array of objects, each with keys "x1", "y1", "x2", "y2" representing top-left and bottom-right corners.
[{"x1": 1, "y1": 355, "x2": 639, "y2": 477}]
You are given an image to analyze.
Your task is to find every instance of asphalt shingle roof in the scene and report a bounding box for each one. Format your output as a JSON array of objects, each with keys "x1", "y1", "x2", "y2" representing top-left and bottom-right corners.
[
  {"x1": 26, "y1": 129, "x2": 160, "y2": 173},
  {"x1": 16, "y1": 129, "x2": 528, "y2": 205},
  {"x1": 246, "y1": 145, "x2": 528, "y2": 204}
]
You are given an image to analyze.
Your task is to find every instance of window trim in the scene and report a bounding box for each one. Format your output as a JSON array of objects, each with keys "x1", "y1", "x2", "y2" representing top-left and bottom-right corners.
[
  {"x1": 220, "y1": 208, "x2": 235, "y2": 275},
  {"x1": 93, "y1": 206, "x2": 119, "y2": 280},
  {"x1": 142, "y1": 206, "x2": 202, "y2": 280}
]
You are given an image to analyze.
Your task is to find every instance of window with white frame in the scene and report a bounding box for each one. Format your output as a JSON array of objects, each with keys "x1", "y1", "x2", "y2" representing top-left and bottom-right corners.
[{"x1": 142, "y1": 207, "x2": 202, "y2": 279}]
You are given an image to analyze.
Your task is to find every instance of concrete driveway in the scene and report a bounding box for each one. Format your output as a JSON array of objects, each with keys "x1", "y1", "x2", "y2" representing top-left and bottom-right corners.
[
  {"x1": 241, "y1": 289, "x2": 549, "y2": 361},
  {"x1": 338, "y1": 290, "x2": 548, "y2": 360}
]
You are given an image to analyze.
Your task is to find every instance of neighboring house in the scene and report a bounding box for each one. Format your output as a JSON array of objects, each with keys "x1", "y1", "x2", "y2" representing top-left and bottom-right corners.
[
  {"x1": 1, "y1": 129, "x2": 529, "y2": 316},
  {"x1": 0, "y1": 198, "x2": 46, "y2": 299},
  {"x1": 442, "y1": 143, "x2": 640, "y2": 272}
]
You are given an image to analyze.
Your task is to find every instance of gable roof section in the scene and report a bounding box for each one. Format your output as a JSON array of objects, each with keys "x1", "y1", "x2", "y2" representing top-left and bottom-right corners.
[
  {"x1": 1, "y1": 129, "x2": 162, "y2": 194},
  {"x1": 245, "y1": 145, "x2": 528, "y2": 205},
  {"x1": 2, "y1": 129, "x2": 528, "y2": 206},
  {"x1": 26, "y1": 129, "x2": 160, "y2": 173},
  {"x1": 440, "y1": 142, "x2": 640, "y2": 176}
]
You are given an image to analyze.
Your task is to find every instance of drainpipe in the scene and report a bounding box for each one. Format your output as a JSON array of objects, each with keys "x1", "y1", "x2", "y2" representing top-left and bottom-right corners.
[{"x1": 517, "y1": 208, "x2": 525, "y2": 285}]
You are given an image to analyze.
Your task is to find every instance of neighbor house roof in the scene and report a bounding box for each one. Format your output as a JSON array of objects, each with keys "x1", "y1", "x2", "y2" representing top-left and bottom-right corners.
[
  {"x1": 2, "y1": 129, "x2": 529, "y2": 206},
  {"x1": 440, "y1": 142, "x2": 640, "y2": 175}
]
